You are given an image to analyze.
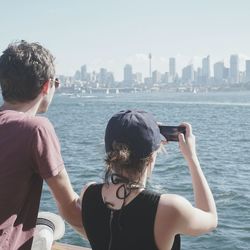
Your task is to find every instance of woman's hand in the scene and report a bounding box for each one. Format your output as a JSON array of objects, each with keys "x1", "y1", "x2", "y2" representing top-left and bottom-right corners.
[{"x1": 178, "y1": 122, "x2": 198, "y2": 163}]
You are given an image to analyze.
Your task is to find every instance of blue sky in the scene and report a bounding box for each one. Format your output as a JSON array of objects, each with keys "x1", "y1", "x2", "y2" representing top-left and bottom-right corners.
[{"x1": 0, "y1": 0, "x2": 249, "y2": 80}]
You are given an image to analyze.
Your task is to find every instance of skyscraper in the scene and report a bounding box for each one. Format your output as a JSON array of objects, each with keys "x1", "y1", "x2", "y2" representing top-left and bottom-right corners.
[
  {"x1": 169, "y1": 57, "x2": 176, "y2": 83},
  {"x1": 169, "y1": 58, "x2": 176, "y2": 77},
  {"x1": 202, "y1": 56, "x2": 211, "y2": 84},
  {"x1": 214, "y1": 62, "x2": 224, "y2": 83},
  {"x1": 245, "y1": 60, "x2": 250, "y2": 82},
  {"x1": 99, "y1": 68, "x2": 108, "y2": 85},
  {"x1": 230, "y1": 55, "x2": 239, "y2": 84},
  {"x1": 123, "y1": 64, "x2": 133, "y2": 85},
  {"x1": 152, "y1": 70, "x2": 161, "y2": 84},
  {"x1": 80, "y1": 65, "x2": 87, "y2": 81},
  {"x1": 182, "y1": 64, "x2": 194, "y2": 83},
  {"x1": 196, "y1": 67, "x2": 202, "y2": 83},
  {"x1": 106, "y1": 72, "x2": 114, "y2": 87},
  {"x1": 74, "y1": 70, "x2": 81, "y2": 81},
  {"x1": 223, "y1": 67, "x2": 229, "y2": 80},
  {"x1": 162, "y1": 72, "x2": 169, "y2": 83},
  {"x1": 134, "y1": 72, "x2": 142, "y2": 84}
]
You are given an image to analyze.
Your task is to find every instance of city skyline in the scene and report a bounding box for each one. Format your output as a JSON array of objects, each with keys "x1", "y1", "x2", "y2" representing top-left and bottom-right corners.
[
  {"x1": 65, "y1": 52, "x2": 250, "y2": 81},
  {"x1": 71, "y1": 53, "x2": 249, "y2": 80},
  {"x1": 68, "y1": 53, "x2": 250, "y2": 86},
  {"x1": 0, "y1": 0, "x2": 250, "y2": 80}
]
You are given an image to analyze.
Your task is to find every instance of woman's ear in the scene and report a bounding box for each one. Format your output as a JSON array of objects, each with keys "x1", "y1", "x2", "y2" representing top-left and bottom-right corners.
[
  {"x1": 146, "y1": 155, "x2": 154, "y2": 178},
  {"x1": 148, "y1": 152, "x2": 158, "y2": 177},
  {"x1": 146, "y1": 165, "x2": 152, "y2": 178}
]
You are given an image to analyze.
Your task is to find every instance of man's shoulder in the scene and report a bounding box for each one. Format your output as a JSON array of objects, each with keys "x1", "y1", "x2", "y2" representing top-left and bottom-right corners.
[
  {"x1": 1, "y1": 110, "x2": 53, "y2": 130},
  {"x1": 25, "y1": 114, "x2": 52, "y2": 127},
  {"x1": 10, "y1": 113, "x2": 54, "y2": 134},
  {"x1": 18, "y1": 113, "x2": 56, "y2": 135}
]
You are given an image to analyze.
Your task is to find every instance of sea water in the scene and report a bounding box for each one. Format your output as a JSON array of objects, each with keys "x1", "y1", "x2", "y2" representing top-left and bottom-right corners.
[{"x1": 40, "y1": 91, "x2": 250, "y2": 250}]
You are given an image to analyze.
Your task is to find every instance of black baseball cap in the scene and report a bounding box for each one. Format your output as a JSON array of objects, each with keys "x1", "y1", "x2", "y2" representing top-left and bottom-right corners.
[{"x1": 105, "y1": 110, "x2": 162, "y2": 158}]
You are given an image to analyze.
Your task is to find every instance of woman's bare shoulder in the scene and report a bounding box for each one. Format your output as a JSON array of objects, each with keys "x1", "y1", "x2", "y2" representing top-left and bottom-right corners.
[
  {"x1": 157, "y1": 193, "x2": 193, "y2": 220},
  {"x1": 79, "y1": 182, "x2": 97, "y2": 202},
  {"x1": 159, "y1": 193, "x2": 192, "y2": 208}
]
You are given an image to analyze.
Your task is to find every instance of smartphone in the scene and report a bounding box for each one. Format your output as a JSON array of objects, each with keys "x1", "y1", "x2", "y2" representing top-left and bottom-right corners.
[{"x1": 159, "y1": 125, "x2": 186, "y2": 141}]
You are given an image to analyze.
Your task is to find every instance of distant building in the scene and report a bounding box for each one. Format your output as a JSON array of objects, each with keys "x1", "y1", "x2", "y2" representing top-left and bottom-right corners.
[
  {"x1": 239, "y1": 71, "x2": 244, "y2": 84},
  {"x1": 80, "y1": 65, "x2": 88, "y2": 81},
  {"x1": 98, "y1": 68, "x2": 108, "y2": 85},
  {"x1": 169, "y1": 57, "x2": 176, "y2": 79},
  {"x1": 123, "y1": 64, "x2": 133, "y2": 86},
  {"x1": 230, "y1": 55, "x2": 239, "y2": 84},
  {"x1": 202, "y1": 56, "x2": 211, "y2": 84},
  {"x1": 161, "y1": 72, "x2": 169, "y2": 83},
  {"x1": 91, "y1": 71, "x2": 97, "y2": 82},
  {"x1": 196, "y1": 67, "x2": 202, "y2": 83},
  {"x1": 134, "y1": 72, "x2": 142, "y2": 84},
  {"x1": 182, "y1": 64, "x2": 194, "y2": 83},
  {"x1": 223, "y1": 67, "x2": 229, "y2": 81},
  {"x1": 106, "y1": 72, "x2": 114, "y2": 87},
  {"x1": 214, "y1": 62, "x2": 224, "y2": 83},
  {"x1": 74, "y1": 70, "x2": 81, "y2": 81},
  {"x1": 152, "y1": 70, "x2": 161, "y2": 84},
  {"x1": 245, "y1": 60, "x2": 250, "y2": 82},
  {"x1": 144, "y1": 77, "x2": 152, "y2": 86}
]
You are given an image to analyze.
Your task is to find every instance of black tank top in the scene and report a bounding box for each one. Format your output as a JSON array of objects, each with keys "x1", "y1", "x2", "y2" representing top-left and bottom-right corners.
[{"x1": 82, "y1": 183, "x2": 180, "y2": 250}]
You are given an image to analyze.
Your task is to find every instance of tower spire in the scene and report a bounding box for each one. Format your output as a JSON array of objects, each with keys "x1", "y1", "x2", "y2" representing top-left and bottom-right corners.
[{"x1": 148, "y1": 53, "x2": 152, "y2": 78}]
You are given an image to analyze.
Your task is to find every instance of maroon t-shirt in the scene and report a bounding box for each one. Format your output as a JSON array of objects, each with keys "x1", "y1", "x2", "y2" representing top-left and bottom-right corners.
[{"x1": 0, "y1": 110, "x2": 65, "y2": 249}]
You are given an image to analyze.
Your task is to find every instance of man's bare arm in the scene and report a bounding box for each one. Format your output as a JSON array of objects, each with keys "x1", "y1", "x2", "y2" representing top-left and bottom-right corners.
[{"x1": 46, "y1": 169, "x2": 86, "y2": 237}]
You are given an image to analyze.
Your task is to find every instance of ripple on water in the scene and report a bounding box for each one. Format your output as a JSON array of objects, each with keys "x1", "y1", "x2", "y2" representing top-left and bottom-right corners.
[{"x1": 40, "y1": 92, "x2": 250, "y2": 249}]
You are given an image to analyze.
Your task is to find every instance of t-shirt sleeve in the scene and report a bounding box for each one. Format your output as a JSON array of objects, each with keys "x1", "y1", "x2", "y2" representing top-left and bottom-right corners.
[{"x1": 32, "y1": 120, "x2": 65, "y2": 179}]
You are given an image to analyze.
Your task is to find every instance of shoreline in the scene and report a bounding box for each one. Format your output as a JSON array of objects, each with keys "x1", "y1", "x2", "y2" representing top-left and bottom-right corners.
[{"x1": 57, "y1": 84, "x2": 250, "y2": 95}]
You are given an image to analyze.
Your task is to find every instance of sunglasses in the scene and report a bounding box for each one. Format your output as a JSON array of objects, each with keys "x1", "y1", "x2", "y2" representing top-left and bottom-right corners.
[
  {"x1": 50, "y1": 78, "x2": 60, "y2": 88},
  {"x1": 54, "y1": 78, "x2": 60, "y2": 88}
]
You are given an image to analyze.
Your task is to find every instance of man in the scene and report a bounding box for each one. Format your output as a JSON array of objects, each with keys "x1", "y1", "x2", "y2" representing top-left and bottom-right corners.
[{"x1": 0, "y1": 41, "x2": 83, "y2": 249}]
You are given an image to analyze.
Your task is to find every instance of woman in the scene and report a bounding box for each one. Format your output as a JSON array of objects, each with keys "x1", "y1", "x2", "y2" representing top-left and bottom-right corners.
[{"x1": 80, "y1": 110, "x2": 217, "y2": 250}]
